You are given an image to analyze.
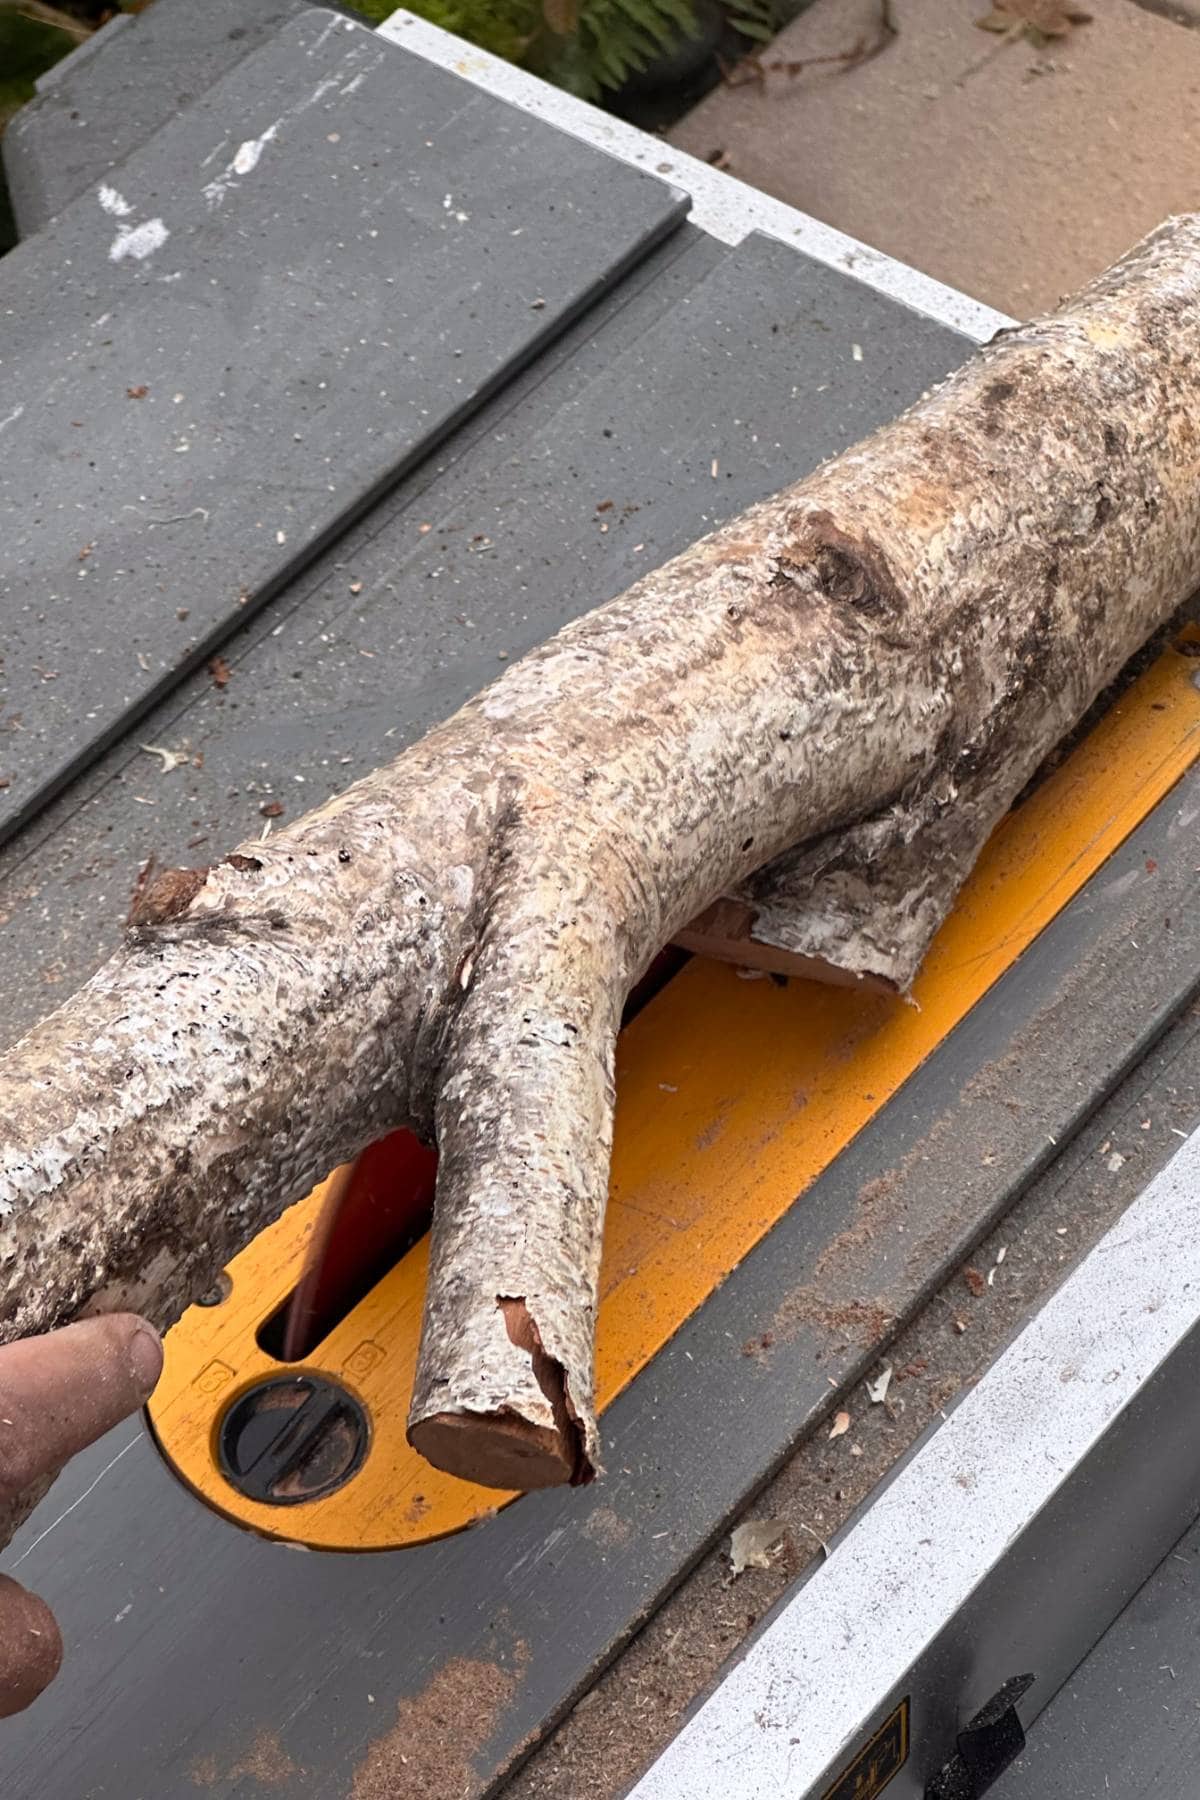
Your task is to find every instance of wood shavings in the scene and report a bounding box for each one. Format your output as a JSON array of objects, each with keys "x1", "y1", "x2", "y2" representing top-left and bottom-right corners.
[
  {"x1": 866, "y1": 1365, "x2": 893, "y2": 1405},
  {"x1": 139, "y1": 744, "x2": 189, "y2": 774},
  {"x1": 728, "y1": 1518, "x2": 785, "y2": 1576},
  {"x1": 828, "y1": 1410, "x2": 851, "y2": 1440}
]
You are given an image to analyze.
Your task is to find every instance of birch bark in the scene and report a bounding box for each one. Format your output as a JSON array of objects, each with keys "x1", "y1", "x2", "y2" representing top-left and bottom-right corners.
[{"x1": 3, "y1": 219, "x2": 1199, "y2": 1509}]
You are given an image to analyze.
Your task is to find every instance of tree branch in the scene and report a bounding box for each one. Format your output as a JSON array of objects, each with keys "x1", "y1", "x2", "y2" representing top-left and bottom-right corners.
[{"x1": 3, "y1": 218, "x2": 1200, "y2": 1522}]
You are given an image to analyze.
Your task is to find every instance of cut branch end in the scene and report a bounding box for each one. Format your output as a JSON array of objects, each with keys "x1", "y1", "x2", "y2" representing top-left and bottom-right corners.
[
  {"x1": 407, "y1": 1296, "x2": 595, "y2": 1490},
  {"x1": 408, "y1": 1408, "x2": 580, "y2": 1491}
]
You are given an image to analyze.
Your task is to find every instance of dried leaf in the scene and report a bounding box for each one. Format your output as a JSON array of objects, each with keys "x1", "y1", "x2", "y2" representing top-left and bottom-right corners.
[
  {"x1": 964, "y1": 1267, "x2": 987, "y2": 1297},
  {"x1": 828, "y1": 1409, "x2": 851, "y2": 1440},
  {"x1": 126, "y1": 384, "x2": 149, "y2": 399},
  {"x1": 866, "y1": 1365, "x2": 893, "y2": 1405},
  {"x1": 729, "y1": 1518, "x2": 785, "y2": 1576},
  {"x1": 209, "y1": 655, "x2": 232, "y2": 689},
  {"x1": 975, "y1": 0, "x2": 1090, "y2": 43}
]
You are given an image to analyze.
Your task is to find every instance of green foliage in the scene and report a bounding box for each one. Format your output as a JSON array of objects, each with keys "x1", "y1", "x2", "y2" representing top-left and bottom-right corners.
[
  {"x1": 359, "y1": 0, "x2": 790, "y2": 102},
  {"x1": 722, "y1": 0, "x2": 777, "y2": 43},
  {"x1": 353, "y1": 0, "x2": 538, "y2": 63},
  {"x1": 0, "y1": 3, "x2": 82, "y2": 128},
  {"x1": 557, "y1": 0, "x2": 700, "y2": 98},
  {"x1": 0, "y1": 0, "x2": 789, "y2": 154}
]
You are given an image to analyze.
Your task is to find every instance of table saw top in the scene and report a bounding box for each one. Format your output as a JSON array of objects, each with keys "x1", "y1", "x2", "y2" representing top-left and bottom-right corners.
[{"x1": 2, "y1": 11, "x2": 1198, "y2": 1800}]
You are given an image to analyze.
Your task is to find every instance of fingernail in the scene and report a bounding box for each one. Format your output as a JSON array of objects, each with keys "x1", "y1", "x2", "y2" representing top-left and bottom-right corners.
[{"x1": 127, "y1": 1323, "x2": 164, "y2": 1398}]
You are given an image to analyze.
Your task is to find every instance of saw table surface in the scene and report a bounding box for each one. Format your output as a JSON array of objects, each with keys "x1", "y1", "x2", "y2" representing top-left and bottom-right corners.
[
  {"x1": 2, "y1": 10, "x2": 1199, "y2": 1800},
  {"x1": 995, "y1": 1507, "x2": 1200, "y2": 1798}
]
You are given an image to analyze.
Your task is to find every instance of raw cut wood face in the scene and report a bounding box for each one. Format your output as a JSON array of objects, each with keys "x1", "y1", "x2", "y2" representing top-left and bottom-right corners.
[{"x1": 3, "y1": 218, "x2": 1200, "y2": 1521}]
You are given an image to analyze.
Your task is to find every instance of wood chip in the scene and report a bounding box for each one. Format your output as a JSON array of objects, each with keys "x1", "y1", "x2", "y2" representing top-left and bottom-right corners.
[
  {"x1": 139, "y1": 744, "x2": 189, "y2": 774},
  {"x1": 728, "y1": 1518, "x2": 785, "y2": 1576},
  {"x1": 866, "y1": 1365, "x2": 893, "y2": 1405}
]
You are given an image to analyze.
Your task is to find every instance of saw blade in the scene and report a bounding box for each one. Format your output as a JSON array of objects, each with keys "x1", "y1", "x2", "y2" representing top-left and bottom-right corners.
[{"x1": 280, "y1": 1129, "x2": 438, "y2": 1364}]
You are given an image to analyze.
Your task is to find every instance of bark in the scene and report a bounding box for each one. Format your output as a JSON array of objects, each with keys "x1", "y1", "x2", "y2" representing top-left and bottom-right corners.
[{"x1": 3, "y1": 218, "x2": 1200, "y2": 1519}]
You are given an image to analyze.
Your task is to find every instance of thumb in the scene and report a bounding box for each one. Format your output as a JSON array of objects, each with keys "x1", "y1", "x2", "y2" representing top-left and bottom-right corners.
[{"x1": 0, "y1": 1577, "x2": 62, "y2": 1717}]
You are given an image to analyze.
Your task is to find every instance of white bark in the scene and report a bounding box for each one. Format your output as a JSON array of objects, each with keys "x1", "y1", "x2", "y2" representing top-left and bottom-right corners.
[{"x1": 3, "y1": 218, "x2": 1200, "y2": 1516}]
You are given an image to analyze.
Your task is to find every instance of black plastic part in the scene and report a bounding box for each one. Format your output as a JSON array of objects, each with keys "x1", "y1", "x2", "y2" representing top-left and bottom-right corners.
[
  {"x1": 217, "y1": 1375, "x2": 370, "y2": 1505},
  {"x1": 927, "y1": 1676, "x2": 1036, "y2": 1799}
]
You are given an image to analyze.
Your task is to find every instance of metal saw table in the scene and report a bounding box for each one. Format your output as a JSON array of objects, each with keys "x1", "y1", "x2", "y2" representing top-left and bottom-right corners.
[{"x1": 2, "y1": 10, "x2": 1199, "y2": 1798}]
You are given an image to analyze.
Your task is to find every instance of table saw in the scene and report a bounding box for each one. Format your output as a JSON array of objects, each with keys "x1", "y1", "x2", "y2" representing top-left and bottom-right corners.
[{"x1": 2, "y1": 8, "x2": 1199, "y2": 1797}]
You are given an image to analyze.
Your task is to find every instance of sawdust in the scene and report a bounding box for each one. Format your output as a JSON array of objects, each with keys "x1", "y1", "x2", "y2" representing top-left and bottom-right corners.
[
  {"x1": 582, "y1": 1504, "x2": 633, "y2": 1548},
  {"x1": 768, "y1": 1286, "x2": 893, "y2": 1348},
  {"x1": 349, "y1": 1652, "x2": 525, "y2": 1800},
  {"x1": 744, "y1": 1167, "x2": 903, "y2": 1352},
  {"x1": 189, "y1": 1729, "x2": 298, "y2": 1788},
  {"x1": 809, "y1": 1169, "x2": 897, "y2": 1281}
]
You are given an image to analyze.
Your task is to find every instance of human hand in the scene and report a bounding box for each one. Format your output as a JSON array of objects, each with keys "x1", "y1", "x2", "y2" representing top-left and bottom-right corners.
[{"x1": 0, "y1": 1315, "x2": 163, "y2": 1716}]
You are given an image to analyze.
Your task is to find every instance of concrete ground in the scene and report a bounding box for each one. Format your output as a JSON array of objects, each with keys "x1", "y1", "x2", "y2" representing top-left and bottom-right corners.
[
  {"x1": 505, "y1": 14, "x2": 1200, "y2": 1793},
  {"x1": 669, "y1": 0, "x2": 1200, "y2": 317}
]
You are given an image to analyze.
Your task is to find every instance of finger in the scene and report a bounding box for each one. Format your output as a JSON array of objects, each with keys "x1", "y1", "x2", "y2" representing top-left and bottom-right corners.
[
  {"x1": 0, "y1": 1577, "x2": 62, "y2": 1717},
  {"x1": 0, "y1": 1315, "x2": 163, "y2": 1501}
]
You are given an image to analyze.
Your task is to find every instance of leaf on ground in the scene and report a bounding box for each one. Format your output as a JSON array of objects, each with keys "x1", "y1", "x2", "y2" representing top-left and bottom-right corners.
[
  {"x1": 975, "y1": 0, "x2": 1091, "y2": 43},
  {"x1": 729, "y1": 1518, "x2": 785, "y2": 1576},
  {"x1": 828, "y1": 1409, "x2": 851, "y2": 1440}
]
